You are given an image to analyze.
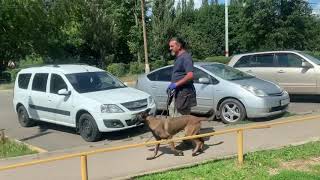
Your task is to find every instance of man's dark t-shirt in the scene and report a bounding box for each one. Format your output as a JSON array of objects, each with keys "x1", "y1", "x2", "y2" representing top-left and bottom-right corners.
[
  {"x1": 170, "y1": 51, "x2": 196, "y2": 112},
  {"x1": 171, "y1": 52, "x2": 194, "y2": 89}
]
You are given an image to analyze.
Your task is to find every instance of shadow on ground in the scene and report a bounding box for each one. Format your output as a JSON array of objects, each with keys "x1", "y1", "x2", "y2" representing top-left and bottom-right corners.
[{"x1": 289, "y1": 95, "x2": 320, "y2": 103}]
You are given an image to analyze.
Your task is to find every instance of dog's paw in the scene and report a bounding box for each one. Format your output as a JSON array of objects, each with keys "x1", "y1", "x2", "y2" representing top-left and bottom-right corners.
[
  {"x1": 192, "y1": 151, "x2": 203, "y2": 157},
  {"x1": 175, "y1": 151, "x2": 184, "y2": 156},
  {"x1": 146, "y1": 156, "x2": 156, "y2": 160}
]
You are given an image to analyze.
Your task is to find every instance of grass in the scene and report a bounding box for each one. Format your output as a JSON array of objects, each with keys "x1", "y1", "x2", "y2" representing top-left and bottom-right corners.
[
  {"x1": 0, "y1": 139, "x2": 36, "y2": 159},
  {"x1": 135, "y1": 141, "x2": 320, "y2": 180}
]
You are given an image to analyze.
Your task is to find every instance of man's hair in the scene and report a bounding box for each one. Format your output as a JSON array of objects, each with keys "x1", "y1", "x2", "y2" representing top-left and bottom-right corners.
[{"x1": 170, "y1": 37, "x2": 187, "y2": 49}]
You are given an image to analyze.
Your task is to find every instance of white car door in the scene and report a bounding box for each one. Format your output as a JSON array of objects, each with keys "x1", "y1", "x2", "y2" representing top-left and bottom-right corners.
[
  {"x1": 28, "y1": 73, "x2": 51, "y2": 121},
  {"x1": 47, "y1": 73, "x2": 74, "y2": 125}
]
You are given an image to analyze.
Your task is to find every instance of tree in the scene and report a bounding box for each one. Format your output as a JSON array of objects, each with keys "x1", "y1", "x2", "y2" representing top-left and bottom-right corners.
[{"x1": 150, "y1": 0, "x2": 177, "y2": 61}]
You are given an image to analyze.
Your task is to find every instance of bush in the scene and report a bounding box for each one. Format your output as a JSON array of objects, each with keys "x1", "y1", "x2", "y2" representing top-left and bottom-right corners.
[
  {"x1": 2, "y1": 69, "x2": 21, "y2": 83},
  {"x1": 129, "y1": 62, "x2": 144, "y2": 74},
  {"x1": 150, "y1": 60, "x2": 167, "y2": 70},
  {"x1": 106, "y1": 63, "x2": 127, "y2": 77},
  {"x1": 204, "y1": 56, "x2": 231, "y2": 64},
  {"x1": 1, "y1": 71, "x2": 11, "y2": 82},
  {"x1": 19, "y1": 54, "x2": 44, "y2": 68},
  {"x1": 304, "y1": 51, "x2": 320, "y2": 59}
]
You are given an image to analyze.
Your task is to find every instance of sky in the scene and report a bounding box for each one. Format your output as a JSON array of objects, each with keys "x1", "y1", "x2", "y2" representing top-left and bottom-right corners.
[{"x1": 190, "y1": 0, "x2": 320, "y2": 14}]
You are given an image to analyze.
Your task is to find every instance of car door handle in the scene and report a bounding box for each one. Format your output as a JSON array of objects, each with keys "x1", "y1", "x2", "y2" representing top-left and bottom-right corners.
[{"x1": 278, "y1": 70, "x2": 285, "y2": 73}]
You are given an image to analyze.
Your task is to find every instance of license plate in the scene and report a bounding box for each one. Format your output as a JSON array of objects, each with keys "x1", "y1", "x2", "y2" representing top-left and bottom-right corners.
[{"x1": 280, "y1": 98, "x2": 290, "y2": 106}]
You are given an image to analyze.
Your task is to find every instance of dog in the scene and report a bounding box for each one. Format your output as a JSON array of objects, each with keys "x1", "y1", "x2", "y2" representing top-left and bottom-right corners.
[{"x1": 137, "y1": 110, "x2": 206, "y2": 160}]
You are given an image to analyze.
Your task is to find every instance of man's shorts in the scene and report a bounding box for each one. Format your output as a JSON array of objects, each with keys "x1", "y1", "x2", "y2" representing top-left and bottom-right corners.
[{"x1": 175, "y1": 87, "x2": 197, "y2": 114}]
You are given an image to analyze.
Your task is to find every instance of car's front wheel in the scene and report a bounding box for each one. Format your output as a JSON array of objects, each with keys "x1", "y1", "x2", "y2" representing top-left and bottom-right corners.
[
  {"x1": 219, "y1": 99, "x2": 246, "y2": 124},
  {"x1": 79, "y1": 113, "x2": 102, "y2": 142},
  {"x1": 17, "y1": 106, "x2": 35, "y2": 127}
]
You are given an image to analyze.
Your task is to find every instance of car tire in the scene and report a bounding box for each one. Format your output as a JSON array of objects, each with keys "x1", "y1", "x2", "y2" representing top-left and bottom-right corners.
[
  {"x1": 219, "y1": 99, "x2": 246, "y2": 124},
  {"x1": 79, "y1": 113, "x2": 102, "y2": 142},
  {"x1": 17, "y1": 106, "x2": 35, "y2": 127}
]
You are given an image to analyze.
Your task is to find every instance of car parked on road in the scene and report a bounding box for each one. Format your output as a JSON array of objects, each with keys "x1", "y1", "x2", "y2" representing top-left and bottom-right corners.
[
  {"x1": 228, "y1": 51, "x2": 320, "y2": 95},
  {"x1": 13, "y1": 64, "x2": 156, "y2": 142},
  {"x1": 135, "y1": 62, "x2": 290, "y2": 124}
]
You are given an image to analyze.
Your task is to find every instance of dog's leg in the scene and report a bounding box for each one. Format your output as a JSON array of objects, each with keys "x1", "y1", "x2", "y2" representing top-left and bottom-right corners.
[
  {"x1": 199, "y1": 137, "x2": 205, "y2": 152},
  {"x1": 146, "y1": 143, "x2": 160, "y2": 160},
  {"x1": 169, "y1": 142, "x2": 184, "y2": 156},
  {"x1": 192, "y1": 139, "x2": 203, "y2": 156}
]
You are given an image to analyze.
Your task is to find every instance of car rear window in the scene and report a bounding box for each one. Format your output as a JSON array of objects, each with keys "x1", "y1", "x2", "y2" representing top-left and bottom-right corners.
[{"x1": 18, "y1": 73, "x2": 32, "y2": 89}]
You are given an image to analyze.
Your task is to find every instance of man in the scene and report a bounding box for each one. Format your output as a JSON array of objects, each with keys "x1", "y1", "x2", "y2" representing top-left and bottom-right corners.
[{"x1": 167, "y1": 37, "x2": 197, "y2": 117}]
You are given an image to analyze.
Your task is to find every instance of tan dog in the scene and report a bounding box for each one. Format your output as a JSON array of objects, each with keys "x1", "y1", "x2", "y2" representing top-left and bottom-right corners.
[{"x1": 138, "y1": 111, "x2": 206, "y2": 160}]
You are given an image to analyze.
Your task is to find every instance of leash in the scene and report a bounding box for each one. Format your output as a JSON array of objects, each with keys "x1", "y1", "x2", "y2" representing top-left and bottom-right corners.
[{"x1": 160, "y1": 89, "x2": 175, "y2": 118}]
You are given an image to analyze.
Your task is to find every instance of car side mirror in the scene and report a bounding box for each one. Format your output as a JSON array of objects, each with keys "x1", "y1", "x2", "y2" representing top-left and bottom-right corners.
[
  {"x1": 58, "y1": 88, "x2": 71, "y2": 96},
  {"x1": 302, "y1": 61, "x2": 313, "y2": 68},
  {"x1": 198, "y1": 77, "x2": 210, "y2": 84}
]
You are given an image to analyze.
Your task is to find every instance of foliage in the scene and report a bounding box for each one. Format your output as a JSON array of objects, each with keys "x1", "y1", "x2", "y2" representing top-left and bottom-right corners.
[
  {"x1": 106, "y1": 63, "x2": 127, "y2": 77},
  {"x1": 129, "y1": 61, "x2": 144, "y2": 74},
  {"x1": 150, "y1": 0, "x2": 176, "y2": 61},
  {"x1": 150, "y1": 60, "x2": 167, "y2": 70},
  {"x1": 1, "y1": 0, "x2": 320, "y2": 72},
  {"x1": 203, "y1": 56, "x2": 231, "y2": 64},
  {"x1": 18, "y1": 54, "x2": 44, "y2": 68}
]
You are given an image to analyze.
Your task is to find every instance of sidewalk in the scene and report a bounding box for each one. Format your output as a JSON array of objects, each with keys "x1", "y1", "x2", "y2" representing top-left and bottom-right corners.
[{"x1": 0, "y1": 114, "x2": 320, "y2": 180}]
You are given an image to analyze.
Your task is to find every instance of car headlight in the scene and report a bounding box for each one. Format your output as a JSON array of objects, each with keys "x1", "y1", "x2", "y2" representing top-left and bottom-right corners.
[
  {"x1": 101, "y1": 104, "x2": 124, "y2": 113},
  {"x1": 242, "y1": 85, "x2": 267, "y2": 97},
  {"x1": 148, "y1": 96, "x2": 155, "y2": 106}
]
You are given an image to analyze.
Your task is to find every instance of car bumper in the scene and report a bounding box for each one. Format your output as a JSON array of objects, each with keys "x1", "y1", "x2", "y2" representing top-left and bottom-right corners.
[
  {"x1": 244, "y1": 94, "x2": 290, "y2": 118},
  {"x1": 93, "y1": 104, "x2": 156, "y2": 132}
]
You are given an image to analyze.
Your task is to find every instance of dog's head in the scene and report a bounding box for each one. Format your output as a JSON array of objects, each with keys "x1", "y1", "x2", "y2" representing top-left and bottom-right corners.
[{"x1": 136, "y1": 108, "x2": 151, "y2": 124}]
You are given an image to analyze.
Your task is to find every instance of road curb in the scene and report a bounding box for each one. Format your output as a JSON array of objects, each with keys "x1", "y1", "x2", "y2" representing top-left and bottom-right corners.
[{"x1": 13, "y1": 138, "x2": 48, "y2": 153}]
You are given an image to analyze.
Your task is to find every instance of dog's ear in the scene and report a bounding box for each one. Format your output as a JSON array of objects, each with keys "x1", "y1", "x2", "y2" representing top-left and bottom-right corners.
[{"x1": 145, "y1": 108, "x2": 151, "y2": 114}]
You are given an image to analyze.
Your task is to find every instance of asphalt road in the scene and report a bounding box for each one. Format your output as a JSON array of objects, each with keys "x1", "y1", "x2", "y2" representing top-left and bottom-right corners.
[{"x1": 1, "y1": 90, "x2": 320, "y2": 152}]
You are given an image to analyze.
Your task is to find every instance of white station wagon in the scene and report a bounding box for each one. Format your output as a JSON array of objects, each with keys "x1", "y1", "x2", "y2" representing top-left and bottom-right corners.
[{"x1": 13, "y1": 64, "x2": 156, "y2": 142}]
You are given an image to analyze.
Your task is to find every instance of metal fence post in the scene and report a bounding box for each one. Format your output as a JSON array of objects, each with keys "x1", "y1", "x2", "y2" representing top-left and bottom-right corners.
[
  {"x1": 237, "y1": 129, "x2": 244, "y2": 165},
  {"x1": 81, "y1": 155, "x2": 88, "y2": 180}
]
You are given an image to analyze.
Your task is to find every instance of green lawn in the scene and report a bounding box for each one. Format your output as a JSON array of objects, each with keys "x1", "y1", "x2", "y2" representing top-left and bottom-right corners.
[
  {"x1": 0, "y1": 139, "x2": 36, "y2": 159},
  {"x1": 135, "y1": 141, "x2": 320, "y2": 180}
]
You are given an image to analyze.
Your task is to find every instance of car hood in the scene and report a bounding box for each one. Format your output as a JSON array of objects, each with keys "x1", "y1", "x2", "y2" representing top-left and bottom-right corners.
[
  {"x1": 81, "y1": 87, "x2": 150, "y2": 104},
  {"x1": 232, "y1": 77, "x2": 282, "y2": 94}
]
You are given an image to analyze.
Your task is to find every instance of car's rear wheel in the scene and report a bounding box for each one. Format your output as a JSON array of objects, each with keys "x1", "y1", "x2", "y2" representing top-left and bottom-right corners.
[
  {"x1": 79, "y1": 113, "x2": 101, "y2": 142},
  {"x1": 219, "y1": 99, "x2": 246, "y2": 124},
  {"x1": 17, "y1": 106, "x2": 35, "y2": 127}
]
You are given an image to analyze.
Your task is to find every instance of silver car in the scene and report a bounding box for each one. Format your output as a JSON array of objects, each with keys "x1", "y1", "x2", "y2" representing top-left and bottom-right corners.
[
  {"x1": 135, "y1": 62, "x2": 290, "y2": 124},
  {"x1": 228, "y1": 50, "x2": 320, "y2": 95}
]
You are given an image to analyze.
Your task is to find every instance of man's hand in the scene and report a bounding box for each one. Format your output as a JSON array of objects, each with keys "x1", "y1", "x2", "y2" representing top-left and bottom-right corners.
[{"x1": 167, "y1": 82, "x2": 177, "y2": 90}]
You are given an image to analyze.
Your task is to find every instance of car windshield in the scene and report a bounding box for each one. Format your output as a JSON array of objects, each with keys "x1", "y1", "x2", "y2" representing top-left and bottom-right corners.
[
  {"x1": 299, "y1": 52, "x2": 320, "y2": 65},
  {"x1": 66, "y1": 71, "x2": 126, "y2": 93},
  {"x1": 201, "y1": 63, "x2": 254, "y2": 81}
]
